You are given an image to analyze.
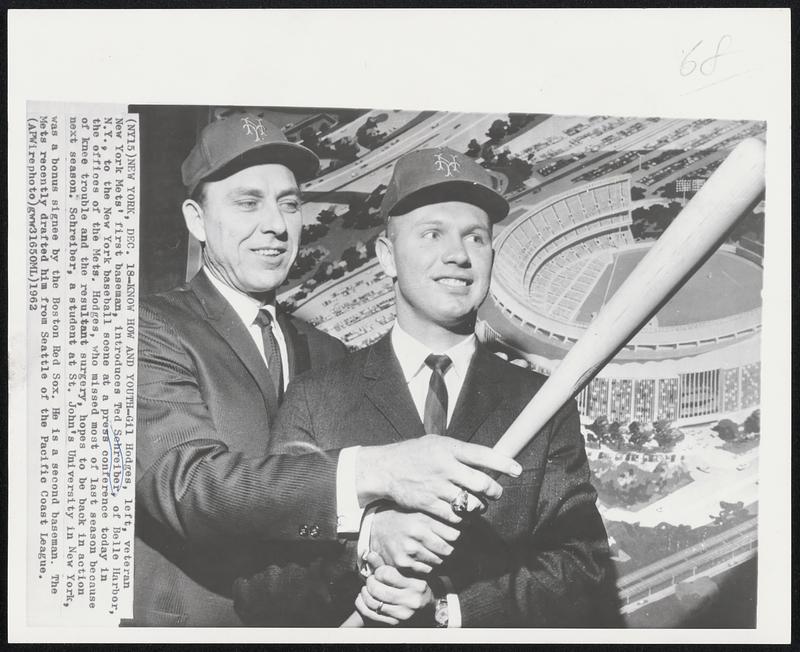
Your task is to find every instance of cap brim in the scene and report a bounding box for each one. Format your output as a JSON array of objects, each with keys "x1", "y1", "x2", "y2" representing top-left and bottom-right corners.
[
  {"x1": 192, "y1": 142, "x2": 320, "y2": 193},
  {"x1": 387, "y1": 180, "x2": 509, "y2": 223}
]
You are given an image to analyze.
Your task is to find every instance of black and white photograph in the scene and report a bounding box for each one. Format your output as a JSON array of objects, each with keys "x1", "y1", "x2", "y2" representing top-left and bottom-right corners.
[
  {"x1": 7, "y1": 8, "x2": 791, "y2": 645},
  {"x1": 131, "y1": 103, "x2": 765, "y2": 631}
]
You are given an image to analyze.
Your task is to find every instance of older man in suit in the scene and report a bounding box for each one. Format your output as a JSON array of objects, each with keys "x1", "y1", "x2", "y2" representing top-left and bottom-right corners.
[
  {"x1": 134, "y1": 117, "x2": 522, "y2": 627},
  {"x1": 236, "y1": 147, "x2": 619, "y2": 627}
]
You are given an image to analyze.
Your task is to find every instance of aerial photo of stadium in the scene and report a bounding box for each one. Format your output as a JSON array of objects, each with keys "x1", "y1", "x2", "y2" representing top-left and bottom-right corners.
[{"x1": 138, "y1": 105, "x2": 766, "y2": 628}]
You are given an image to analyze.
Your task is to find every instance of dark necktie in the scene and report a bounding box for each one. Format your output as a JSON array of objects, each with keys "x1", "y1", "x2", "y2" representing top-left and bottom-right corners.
[
  {"x1": 423, "y1": 354, "x2": 452, "y2": 435},
  {"x1": 254, "y1": 308, "x2": 284, "y2": 402}
]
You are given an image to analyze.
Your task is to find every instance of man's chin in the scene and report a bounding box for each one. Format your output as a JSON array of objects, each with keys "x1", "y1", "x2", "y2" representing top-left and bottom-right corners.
[
  {"x1": 244, "y1": 271, "x2": 289, "y2": 296},
  {"x1": 436, "y1": 310, "x2": 479, "y2": 334}
]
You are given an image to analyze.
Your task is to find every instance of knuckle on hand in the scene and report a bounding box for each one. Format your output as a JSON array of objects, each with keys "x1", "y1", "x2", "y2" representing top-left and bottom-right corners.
[
  {"x1": 427, "y1": 549, "x2": 443, "y2": 563},
  {"x1": 441, "y1": 510, "x2": 460, "y2": 525},
  {"x1": 403, "y1": 541, "x2": 418, "y2": 556},
  {"x1": 421, "y1": 494, "x2": 436, "y2": 511}
]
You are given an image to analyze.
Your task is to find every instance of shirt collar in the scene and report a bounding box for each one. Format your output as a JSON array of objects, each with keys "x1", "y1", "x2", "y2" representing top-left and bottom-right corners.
[
  {"x1": 390, "y1": 321, "x2": 476, "y2": 383},
  {"x1": 203, "y1": 267, "x2": 276, "y2": 325}
]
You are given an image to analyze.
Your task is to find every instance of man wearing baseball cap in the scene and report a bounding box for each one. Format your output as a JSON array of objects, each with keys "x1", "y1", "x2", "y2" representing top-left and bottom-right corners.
[
  {"x1": 134, "y1": 117, "x2": 523, "y2": 626},
  {"x1": 237, "y1": 146, "x2": 618, "y2": 627}
]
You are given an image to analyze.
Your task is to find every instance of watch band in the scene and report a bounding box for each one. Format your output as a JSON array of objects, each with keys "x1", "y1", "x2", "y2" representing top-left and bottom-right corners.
[{"x1": 434, "y1": 597, "x2": 449, "y2": 628}]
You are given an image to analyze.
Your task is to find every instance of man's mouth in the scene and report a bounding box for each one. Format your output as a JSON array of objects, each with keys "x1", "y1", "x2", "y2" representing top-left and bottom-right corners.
[
  {"x1": 435, "y1": 277, "x2": 471, "y2": 288},
  {"x1": 251, "y1": 247, "x2": 286, "y2": 258}
]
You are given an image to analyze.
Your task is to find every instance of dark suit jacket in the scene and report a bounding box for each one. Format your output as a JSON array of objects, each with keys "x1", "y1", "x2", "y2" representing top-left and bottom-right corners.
[
  {"x1": 233, "y1": 334, "x2": 620, "y2": 627},
  {"x1": 132, "y1": 271, "x2": 347, "y2": 626}
]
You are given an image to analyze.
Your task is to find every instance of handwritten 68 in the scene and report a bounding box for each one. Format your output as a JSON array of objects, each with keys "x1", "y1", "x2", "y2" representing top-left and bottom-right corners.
[{"x1": 681, "y1": 34, "x2": 734, "y2": 77}]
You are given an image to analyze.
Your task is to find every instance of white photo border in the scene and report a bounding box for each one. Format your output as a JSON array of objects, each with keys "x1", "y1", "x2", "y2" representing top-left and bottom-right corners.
[{"x1": 7, "y1": 7, "x2": 791, "y2": 644}]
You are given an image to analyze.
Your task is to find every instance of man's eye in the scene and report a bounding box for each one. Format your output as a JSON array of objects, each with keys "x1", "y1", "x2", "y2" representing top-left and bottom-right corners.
[
  {"x1": 280, "y1": 200, "x2": 300, "y2": 213},
  {"x1": 236, "y1": 200, "x2": 258, "y2": 210},
  {"x1": 466, "y1": 233, "x2": 484, "y2": 244},
  {"x1": 421, "y1": 230, "x2": 440, "y2": 240}
]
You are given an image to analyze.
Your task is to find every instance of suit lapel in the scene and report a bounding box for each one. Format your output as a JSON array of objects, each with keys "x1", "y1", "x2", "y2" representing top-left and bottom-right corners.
[
  {"x1": 189, "y1": 272, "x2": 279, "y2": 417},
  {"x1": 447, "y1": 345, "x2": 503, "y2": 443},
  {"x1": 277, "y1": 313, "x2": 310, "y2": 381},
  {"x1": 363, "y1": 335, "x2": 425, "y2": 442}
]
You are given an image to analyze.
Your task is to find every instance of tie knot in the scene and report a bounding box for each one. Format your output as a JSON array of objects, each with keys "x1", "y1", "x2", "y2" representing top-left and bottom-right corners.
[
  {"x1": 254, "y1": 308, "x2": 273, "y2": 328},
  {"x1": 425, "y1": 354, "x2": 452, "y2": 374}
]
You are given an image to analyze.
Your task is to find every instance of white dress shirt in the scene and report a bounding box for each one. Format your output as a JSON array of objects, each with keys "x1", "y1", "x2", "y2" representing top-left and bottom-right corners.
[
  {"x1": 390, "y1": 322, "x2": 476, "y2": 426},
  {"x1": 204, "y1": 269, "x2": 290, "y2": 390},
  {"x1": 359, "y1": 321, "x2": 476, "y2": 626},
  {"x1": 203, "y1": 268, "x2": 362, "y2": 534}
]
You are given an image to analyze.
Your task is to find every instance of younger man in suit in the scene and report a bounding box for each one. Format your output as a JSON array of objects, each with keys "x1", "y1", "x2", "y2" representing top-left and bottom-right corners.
[{"x1": 242, "y1": 146, "x2": 619, "y2": 627}]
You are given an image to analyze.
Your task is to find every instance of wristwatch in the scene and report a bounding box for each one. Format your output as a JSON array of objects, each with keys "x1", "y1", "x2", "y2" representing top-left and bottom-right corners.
[{"x1": 434, "y1": 597, "x2": 449, "y2": 628}]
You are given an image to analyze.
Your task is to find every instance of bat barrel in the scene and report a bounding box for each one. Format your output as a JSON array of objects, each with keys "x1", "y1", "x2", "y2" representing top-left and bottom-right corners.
[{"x1": 493, "y1": 137, "x2": 765, "y2": 458}]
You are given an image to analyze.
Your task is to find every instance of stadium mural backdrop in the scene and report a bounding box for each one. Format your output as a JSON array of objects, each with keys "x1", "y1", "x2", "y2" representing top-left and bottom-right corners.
[{"x1": 136, "y1": 104, "x2": 764, "y2": 628}]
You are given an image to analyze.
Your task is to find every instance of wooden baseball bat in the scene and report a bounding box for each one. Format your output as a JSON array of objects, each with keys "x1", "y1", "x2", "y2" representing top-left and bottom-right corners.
[
  {"x1": 341, "y1": 137, "x2": 765, "y2": 627},
  {"x1": 493, "y1": 136, "x2": 765, "y2": 458}
]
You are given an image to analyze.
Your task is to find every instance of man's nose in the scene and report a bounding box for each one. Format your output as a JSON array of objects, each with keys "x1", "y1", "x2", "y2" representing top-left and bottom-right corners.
[
  {"x1": 257, "y1": 203, "x2": 287, "y2": 235},
  {"x1": 442, "y1": 235, "x2": 470, "y2": 265}
]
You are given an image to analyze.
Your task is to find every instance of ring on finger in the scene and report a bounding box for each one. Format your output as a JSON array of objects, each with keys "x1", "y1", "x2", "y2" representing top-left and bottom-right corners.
[
  {"x1": 450, "y1": 488, "x2": 469, "y2": 515},
  {"x1": 376, "y1": 600, "x2": 384, "y2": 615}
]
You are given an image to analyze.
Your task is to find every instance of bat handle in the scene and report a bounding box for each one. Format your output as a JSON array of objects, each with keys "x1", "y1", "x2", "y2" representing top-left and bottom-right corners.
[{"x1": 341, "y1": 610, "x2": 365, "y2": 627}]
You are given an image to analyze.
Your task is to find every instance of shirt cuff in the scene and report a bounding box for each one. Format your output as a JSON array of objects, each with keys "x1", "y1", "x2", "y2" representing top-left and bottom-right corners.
[
  {"x1": 336, "y1": 446, "x2": 364, "y2": 534},
  {"x1": 356, "y1": 505, "x2": 378, "y2": 577},
  {"x1": 447, "y1": 593, "x2": 462, "y2": 628}
]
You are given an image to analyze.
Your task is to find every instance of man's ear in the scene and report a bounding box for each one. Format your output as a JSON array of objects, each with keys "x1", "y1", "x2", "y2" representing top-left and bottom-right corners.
[
  {"x1": 375, "y1": 232, "x2": 397, "y2": 279},
  {"x1": 182, "y1": 199, "x2": 206, "y2": 243}
]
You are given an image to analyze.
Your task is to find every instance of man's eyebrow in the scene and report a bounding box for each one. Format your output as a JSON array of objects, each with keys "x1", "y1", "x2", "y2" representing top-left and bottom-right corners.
[
  {"x1": 227, "y1": 187, "x2": 265, "y2": 199},
  {"x1": 415, "y1": 218, "x2": 490, "y2": 233},
  {"x1": 277, "y1": 187, "x2": 301, "y2": 200},
  {"x1": 415, "y1": 218, "x2": 445, "y2": 228},
  {"x1": 225, "y1": 187, "x2": 301, "y2": 200}
]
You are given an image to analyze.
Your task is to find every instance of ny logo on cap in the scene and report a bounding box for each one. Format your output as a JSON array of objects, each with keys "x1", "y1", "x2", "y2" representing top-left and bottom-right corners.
[
  {"x1": 433, "y1": 152, "x2": 461, "y2": 177},
  {"x1": 241, "y1": 116, "x2": 268, "y2": 142}
]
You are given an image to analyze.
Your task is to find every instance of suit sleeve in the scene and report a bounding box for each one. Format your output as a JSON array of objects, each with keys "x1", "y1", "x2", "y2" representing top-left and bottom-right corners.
[
  {"x1": 136, "y1": 302, "x2": 341, "y2": 547},
  {"x1": 264, "y1": 372, "x2": 321, "y2": 455},
  {"x1": 233, "y1": 369, "x2": 363, "y2": 626},
  {"x1": 447, "y1": 402, "x2": 620, "y2": 627}
]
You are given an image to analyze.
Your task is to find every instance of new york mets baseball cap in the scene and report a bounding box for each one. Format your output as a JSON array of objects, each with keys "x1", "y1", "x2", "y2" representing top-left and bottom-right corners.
[
  {"x1": 181, "y1": 112, "x2": 320, "y2": 195},
  {"x1": 380, "y1": 147, "x2": 509, "y2": 223}
]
